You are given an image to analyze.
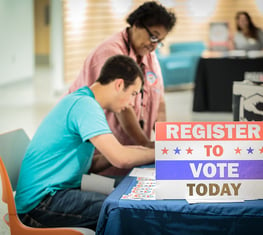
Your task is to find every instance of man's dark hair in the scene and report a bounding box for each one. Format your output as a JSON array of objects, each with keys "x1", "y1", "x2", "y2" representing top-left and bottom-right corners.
[
  {"x1": 97, "y1": 55, "x2": 144, "y2": 89},
  {"x1": 127, "y1": 1, "x2": 176, "y2": 32}
]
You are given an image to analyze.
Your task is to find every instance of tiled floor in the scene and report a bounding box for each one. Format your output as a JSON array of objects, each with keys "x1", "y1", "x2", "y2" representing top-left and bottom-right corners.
[{"x1": 0, "y1": 65, "x2": 232, "y2": 234}]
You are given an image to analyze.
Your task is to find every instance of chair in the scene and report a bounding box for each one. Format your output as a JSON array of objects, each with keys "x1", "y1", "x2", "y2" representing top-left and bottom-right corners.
[
  {"x1": 156, "y1": 41, "x2": 206, "y2": 90},
  {"x1": 0, "y1": 128, "x2": 95, "y2": 235}
]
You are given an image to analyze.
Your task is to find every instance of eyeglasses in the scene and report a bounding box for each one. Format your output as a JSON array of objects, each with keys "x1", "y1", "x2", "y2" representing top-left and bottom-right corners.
[{"x1": 142, "y1": 24, "x2": 164, "y2": 48}]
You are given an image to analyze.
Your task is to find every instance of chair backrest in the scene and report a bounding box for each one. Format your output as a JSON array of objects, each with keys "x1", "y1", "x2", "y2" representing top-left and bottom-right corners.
[
  {"x1": 0, "y1": 128, "x2": 30, "y2": 191},
  {"x1": 0, "y1": 129, "x2": 95, "y2": 235},
  {"x1": 169, "y1": 41, "x2": 206, "y2": 55}
]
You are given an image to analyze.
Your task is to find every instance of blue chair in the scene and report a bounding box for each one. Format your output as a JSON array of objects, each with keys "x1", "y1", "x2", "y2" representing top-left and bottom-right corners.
[
  {"x1": 157, "y1": 41, "x2": 206, "y2": 89},
  {"x1": 169, "y1": 41, "x2": 206, "y2": 55}
]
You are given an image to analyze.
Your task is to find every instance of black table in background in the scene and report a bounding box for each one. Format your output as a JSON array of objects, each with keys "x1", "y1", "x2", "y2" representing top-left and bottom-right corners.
[{"x1": 193, "y1": 57, "x2": 263, "y2": 112}]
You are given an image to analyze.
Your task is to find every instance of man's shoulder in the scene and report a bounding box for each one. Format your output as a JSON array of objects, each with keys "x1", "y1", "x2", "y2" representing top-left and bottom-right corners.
[
  {"x1": 65, "y1": 87, "x2": 97, "y2": 107},
  {"x1": 70, "y1": 86, "x2": 93, "y2": 97}
]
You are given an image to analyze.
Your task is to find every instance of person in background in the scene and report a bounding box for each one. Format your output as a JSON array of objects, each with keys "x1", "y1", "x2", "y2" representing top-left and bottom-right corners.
[
  {"x1": 229, "y1": 11, "x2": 263, "y2": 50},
  {"x1": 15, "y1": 55, "x2": 155, "y2": 231},
  {"x1": 67, "y1": 1, "x2": 176, "y2": 175}
]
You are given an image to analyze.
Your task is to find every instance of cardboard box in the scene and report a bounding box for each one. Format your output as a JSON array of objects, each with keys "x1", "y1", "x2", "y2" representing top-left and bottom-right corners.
[{"x1": 233, "y1": 81, "x2": 263, "y2": 121}]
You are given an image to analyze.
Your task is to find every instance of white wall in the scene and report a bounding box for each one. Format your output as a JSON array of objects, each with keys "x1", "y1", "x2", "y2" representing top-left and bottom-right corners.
[
  {"x1": 0, "y1": 0, "x2": 34, "y2": 86},
  {"x1": 50, "y1": 0, "x2": 65, "y2": 93}
]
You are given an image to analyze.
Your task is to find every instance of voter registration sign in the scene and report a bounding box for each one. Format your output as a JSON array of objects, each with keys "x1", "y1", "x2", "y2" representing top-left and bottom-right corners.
[{"x1": 155, "y1": 122, "x2": 263, "y2": 202}]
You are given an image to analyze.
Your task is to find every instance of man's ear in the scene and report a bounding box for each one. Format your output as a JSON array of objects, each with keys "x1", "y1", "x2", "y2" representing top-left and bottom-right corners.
[{"x1": 114, "y1": 78, "x2": 124, "y2": 92}]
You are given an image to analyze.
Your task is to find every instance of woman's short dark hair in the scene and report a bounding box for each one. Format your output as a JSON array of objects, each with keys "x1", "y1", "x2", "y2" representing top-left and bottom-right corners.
[
  {"x1": 127, "y1": 1, "x2": 176, "y2": 32},
  {"x1": 97, "y1": 55, "x2": 144, "y2": 89}
]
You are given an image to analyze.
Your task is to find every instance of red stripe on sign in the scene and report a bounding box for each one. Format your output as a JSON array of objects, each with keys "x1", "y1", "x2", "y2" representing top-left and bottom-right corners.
[{"x1": 155, "y1": 122, "x2": 263, "y2": 141}]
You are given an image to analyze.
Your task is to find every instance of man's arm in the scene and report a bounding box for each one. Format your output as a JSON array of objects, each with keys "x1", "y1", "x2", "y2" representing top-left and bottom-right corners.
[
  {"x1": 89, "y1": 153, "x2": 112, "y2": 173},
  {"x1": 90, "y1": 133, "x2": 154, "y2": 169},
  {"x1": 116, "y1": 107, "x2": 154, "y2": 148}
]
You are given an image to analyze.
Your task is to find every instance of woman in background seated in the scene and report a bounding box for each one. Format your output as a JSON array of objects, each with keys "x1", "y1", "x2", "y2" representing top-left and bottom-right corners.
[{"x1": 229, "y1": 11, "x2": 263, "y2": 50}]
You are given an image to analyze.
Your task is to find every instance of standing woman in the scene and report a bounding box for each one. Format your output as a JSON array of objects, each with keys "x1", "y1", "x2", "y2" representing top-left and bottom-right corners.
[
  {"x1": 67, "y1": 1, "x2": 176, "y2": 175},
  {"x1": 229, "y1": 11, "x2": 263, "y2": 50}
]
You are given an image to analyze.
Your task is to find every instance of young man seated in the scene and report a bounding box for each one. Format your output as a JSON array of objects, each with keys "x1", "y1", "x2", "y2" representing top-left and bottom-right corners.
[{"x1": 15, "y1": 55, "x2": 155, "y2": 231}]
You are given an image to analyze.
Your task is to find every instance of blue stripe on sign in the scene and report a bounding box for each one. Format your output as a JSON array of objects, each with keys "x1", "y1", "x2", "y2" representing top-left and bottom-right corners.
[{"x1": 155, "y1": 160, "x2": 263, "y2": 180}]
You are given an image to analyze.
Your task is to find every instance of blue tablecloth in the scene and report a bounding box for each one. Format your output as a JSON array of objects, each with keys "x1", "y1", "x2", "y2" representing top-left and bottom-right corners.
[{"x1": 96, "y1": 174, "x2": 263, "y2": 235}]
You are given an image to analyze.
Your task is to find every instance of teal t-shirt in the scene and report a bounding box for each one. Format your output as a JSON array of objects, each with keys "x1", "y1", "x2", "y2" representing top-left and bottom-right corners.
[{"x1": 15, "y1": 86, "x2": 112, "y2": 214}]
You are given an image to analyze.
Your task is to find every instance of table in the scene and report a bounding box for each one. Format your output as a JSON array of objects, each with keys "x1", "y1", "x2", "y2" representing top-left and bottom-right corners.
[
  {"x1": 96, "y1": 172, "x2": 263, "y2": 235},
  {"x1": 193, "y1": 57, "x2": 263, "y2": 112}
]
